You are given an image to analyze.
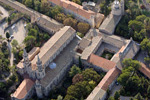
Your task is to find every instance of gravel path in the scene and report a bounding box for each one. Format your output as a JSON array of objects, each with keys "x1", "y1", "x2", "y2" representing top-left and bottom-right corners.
[{"x1": 0, "y1": 5, "x2": 9, "y2": 18}]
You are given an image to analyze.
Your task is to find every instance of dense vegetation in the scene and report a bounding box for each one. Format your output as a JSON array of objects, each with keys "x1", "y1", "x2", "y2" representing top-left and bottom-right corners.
[
  {"x1": 0, "y1": 71, "x2": 21, "y2": 99},
  {"x1": 140, "y1": 38, "x2": 150, "y2": 64},
  {"x1": 16, "y1": 0, "x2": 90, "y2": 35},
  {"x1": 100, "y1": 0, "x2": 113, "y2": 16},
  {"x1": 30, "y1": 65, "x2": 105, "y2": 100},
  {"x1": 109, "y1": 59, "x2": 150, "y2": 100},
  {"x1": 114, "y1": 0, "x2": 150, "y2": 65},
  {"x1": 115, "y1": 0, "x2": 150, "y2": 40},
  {"x1": 12, "y1": 23, "x2": 50, "y2": 64},
  {"x1": 64, "y1": 66, "x2": 104, "y2": 100},
  {"x1": 0, "y1": 36, "x2": 10, "y2": 79},
  {"x1": 0, "y1": 36, "x2": 21, "y2": 99}
]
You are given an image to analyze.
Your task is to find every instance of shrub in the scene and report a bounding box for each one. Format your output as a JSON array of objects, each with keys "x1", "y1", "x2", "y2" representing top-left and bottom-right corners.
[{"x1": 77, "y1": 22, "x2": 90, "y2": 34}]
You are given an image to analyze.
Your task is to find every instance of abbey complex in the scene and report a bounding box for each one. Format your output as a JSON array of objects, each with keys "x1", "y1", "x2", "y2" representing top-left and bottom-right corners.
[{"x1": 0, "y1": 0, "x2": 150, "y2": 100}]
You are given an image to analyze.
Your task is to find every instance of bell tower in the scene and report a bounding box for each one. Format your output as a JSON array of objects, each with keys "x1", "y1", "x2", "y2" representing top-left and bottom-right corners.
[
  {"x1": 35, "y1": 80, "x2": 43, "y2": 98},
  {"x1": 111, "y1": 0, "x2": 122, "y2": 16},
  {"x1": 36, "y1": 55, "x2": 45, "y2": 79},
  {"x1": 23, "y1": 48, "x2": 31, "y2": 75}
]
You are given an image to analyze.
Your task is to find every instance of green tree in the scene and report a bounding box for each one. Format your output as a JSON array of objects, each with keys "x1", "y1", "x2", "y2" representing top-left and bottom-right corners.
[
  {"x1": 6, "y1": 32, "x2": 10, "y2": 39},
  {"x1": 65, "y1": 81, "x2": 93, "y2": 99},
  {"x1": 78, "y1": 56, "x2": 83, "y2": 69},
  {"x1": 135, "y1": 15, "x2": 146, "y2": 22},
  {"x1": 77, "y1": 32, "x2": 84, "y2": 38},
  {"x1": 57, "y1": 95, "x2": 63, "y2": 100},
  {"x1": 24, "y1": 36, "x2": 36, "y2": 47},
  {"x1": 50, "y1": 6, "x2": 62, "y2": 18},
  {"x1": 7, "y1": 17, "x2": 11, "y2": 24},
  {"x1": 40, "y1": 0, "x2": 51, "y2": 14},
  {"x1": 77, "y1": 22, "x2": 90, "y2": 34},
  {"x1": 114, "y1": 91, "x2": 120, "y2": 100},
  {"x1": 140, "y1": 38, "x2": 150, "y2": 56},
  {"x1": 134, "y1": 93, "x2": 144, "y2": 100},
  {"x1": 63, "y1": 18, "x2": 77, "y2": 29},
  {"x1": 25, "y1": 0, "x2": 33, "y2": 8},
  {"x1": 55, "y1": 13, "x2": 66, "y2": 23},
  {"x1": 117, "y1": 71, "x2": 131, "y2": 87},
  {"x1": 69, "y1": 65, "x2": 81, "y2": 77},
  {"x1": 34, "y1": 0, "x2": 41, "y2": 12},
  {"x1": 72, "y1": 0, "x2": 81, "y2": 5},
  {"x1": 122, "y1": 59, "x2": 141, "y2": 70},
  {"x1": 64, "y1": 95, "x2": 77, "y2": 100},
  {"x1": 128, "y1": 20, "x2": 144, "y2": 32},
  {"x1": 147, "y1": 85, "x2": 150, "y2": 98},
  {"x1": 82, "y1": 68, "x2": 101, "y2": 83},
  {"x1": 43, "y1": 34, "x2": 50, "y2": 41},
  {"x1": 28, "y1": 28, "x2": 38, "y2": 36},
  {"x1": 11, "y1": 39, "x2": 18, "y2": 48},
  {"x1": 108, "y1": 97, "x2": 115, "y2": 100},
  {"x1": 72, "y1": 74, "x2": 83, "y2": 84}
]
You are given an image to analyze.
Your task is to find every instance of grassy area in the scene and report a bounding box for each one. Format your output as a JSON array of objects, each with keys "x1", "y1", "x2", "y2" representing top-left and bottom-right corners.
[{"x1": 101, "y1": 50, "x2": 114, "y2": 60}]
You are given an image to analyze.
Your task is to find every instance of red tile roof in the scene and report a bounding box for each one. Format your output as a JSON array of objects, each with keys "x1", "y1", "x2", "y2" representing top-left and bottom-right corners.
[
  {"x1": 48, "y1": 0, "x2": 103, "y2": 19},
  {"x1": 98, "y1": 67, "x2": 121, "y2": 91},
  {"x1": 139, "y1": 63, "x2": 150, "y2": 79},
  {"x1": 88, "y1": 54, "x2": 116, "y2": 71},
  {"x1": 13, "y1": 78, "x2": 35, "y2": 99}
]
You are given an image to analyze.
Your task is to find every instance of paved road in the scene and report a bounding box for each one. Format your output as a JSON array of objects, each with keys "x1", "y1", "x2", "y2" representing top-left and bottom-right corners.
[{"x1": 6, "y1": 20, "x2": 27, "y2": 44}]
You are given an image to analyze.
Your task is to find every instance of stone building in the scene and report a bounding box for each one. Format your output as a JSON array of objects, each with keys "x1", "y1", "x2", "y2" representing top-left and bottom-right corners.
[
  {"x1": 75, "y1": 28, "x2": 140, "y2": 100},
  {"x1": 11, "y1": 26, "x2": 77, "y2": 100},
  {"x1": 99, "y1": 0, "x2": 124, "y2": 34},
  {"x1": 48, "y1": 0, "x2": 104, "y2": 28},
  {"x1": 0, "y1": 0, "x2": 63, "y2": 35}
]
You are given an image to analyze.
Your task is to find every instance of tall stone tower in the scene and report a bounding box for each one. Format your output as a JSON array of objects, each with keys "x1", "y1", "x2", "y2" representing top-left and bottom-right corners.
[
  {"x1": 23, "y1": 48, "x2": 32, "y2": 75},
  {"x1": 35, "y1": 80, "x2": 43, "y2": 98},
  {"x1": 111, "y1": 0, "x2": 122, "y2": 16},
  {"x1": 36, "y1": 55, "x2": 45, "y2": 79}
]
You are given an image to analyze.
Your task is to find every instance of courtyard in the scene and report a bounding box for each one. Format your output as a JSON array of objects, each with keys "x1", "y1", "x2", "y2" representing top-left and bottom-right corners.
[
  {"x1": 95, "y1": 42, "x2": 120, "y2": 60},
  {"x1": 5, "y1": 19, "x2": 27, "y2": 45}
]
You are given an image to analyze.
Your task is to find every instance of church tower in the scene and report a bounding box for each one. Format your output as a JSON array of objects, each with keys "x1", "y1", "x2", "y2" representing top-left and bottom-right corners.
[
  {"x1": 23, "y1": 48, "x2": 32, "y2": 75},
  {"x1": 35, "y1": 80, "x2": 43, "y2": 98},
  {"x1": 36, "y1": 55, "x2": 45, "y2": 79},
  {"x1": 111, "y1": 0, "x2": 122, "y2": 16}
]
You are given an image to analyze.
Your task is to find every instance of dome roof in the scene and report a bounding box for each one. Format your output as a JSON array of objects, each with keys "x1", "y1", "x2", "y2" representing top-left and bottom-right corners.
[{"x1": 49, "y1": 62, "x2": 56, "y2": 69}]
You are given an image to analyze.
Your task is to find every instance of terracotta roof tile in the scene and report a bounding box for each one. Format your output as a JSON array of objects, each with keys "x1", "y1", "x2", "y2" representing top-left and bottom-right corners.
[
  {"x1": 13, "y1": 78, "x2": 35, "y2": 99},
  {"x1": 31, "y1": 26, "x2": 75, "y2": 70},
  {"x1": 48, "y1": 0, "x2": 98, "y2": 19},
  {"x1": 98, "y1": 67, "x2": 121, "y2": 91},
  {"x1": 139, "y1": 63, "x2": 150, "y2": 79},
  {"x1": 88, "y1": 54, "x2": 116, "y2": 71}
]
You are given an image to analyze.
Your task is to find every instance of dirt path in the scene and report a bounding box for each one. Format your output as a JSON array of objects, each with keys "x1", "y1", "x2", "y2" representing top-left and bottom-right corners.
[{"x1": 0, "y1": 5, "x2": 9, "y2": 18}]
